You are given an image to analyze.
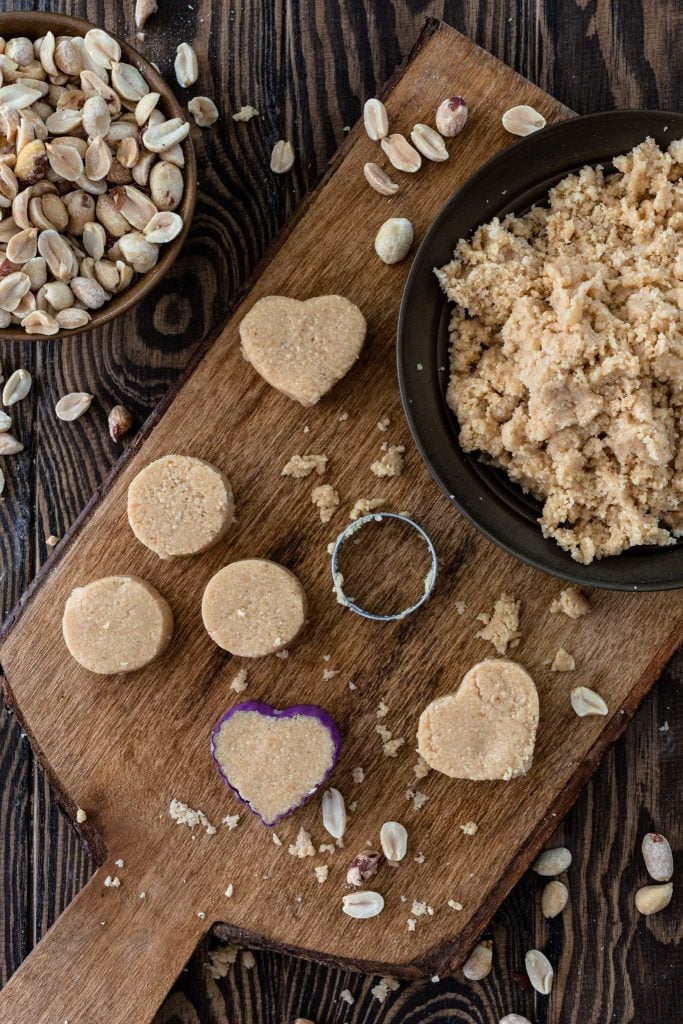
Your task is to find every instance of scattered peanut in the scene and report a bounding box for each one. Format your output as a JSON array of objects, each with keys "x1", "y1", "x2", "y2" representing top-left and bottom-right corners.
[
  {"x1": 571, "y1": 686, "x2": 608, "y2": 717},
  {"x1": 524, "y1": 949, "x2": 553, "y2": 994},
  {"x1": 363, "y1": 98, "x2": 389, "y2": 141},
  {"x1": 188, "y1": 96, "x2": 219, "y2": 127},
  {"x1": 541, "y1": 880, "x2": 568, "y2": 919},
  {"x1": 436, "y1": 95, "x2": 469, "y2": 137},
  {"x1": 380, "y1": 133, "x2": 421, "y2": 173},
  {"x1": 410, "y1": 123, "x2": 448, "y2": 161},
  {"x1": 374, "y1": 217, "x2": 413, "y2": 264},
  {"x1": 108, "y1": 404, "x2": 134, "y2": 443},
  {"x1": 270, "y1": 140, "x2": 296, "y2": 174},
  {"x1": 641, "y1": 833, "x2": 673, "y2": 882},
  {"x1": 346, "y1": 850, "x2": 382, "y2": 887},
  {"x1": 55, "y1": 392, "x2": 93, "y2": 422},
  {"x1": 532, "y1": 847, "x2": 572, "y2": 876},
  {"x1": 363, "y1": 162, "x2": 399, "y2": 196},
  {"x1": 462, "y1": 941, "x2": 493, "y2": 981},
  {"x1": 175, "y1": 43, "x2": 199, "y2": 89},
  {"x1": 635, "y1": 882, "x2": 673, "y2": 916},
  {"x1": 502, "y1": 105, "x2": 546, "y2": 136}
]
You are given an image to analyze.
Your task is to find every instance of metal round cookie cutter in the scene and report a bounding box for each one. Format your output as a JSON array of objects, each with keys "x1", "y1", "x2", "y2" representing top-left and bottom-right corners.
[{"x1": 330, "y1": 511, "x2": 438, "y2": 621}]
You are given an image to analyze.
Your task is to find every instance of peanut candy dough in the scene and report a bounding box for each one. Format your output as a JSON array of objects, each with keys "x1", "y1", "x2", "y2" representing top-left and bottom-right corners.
[
  {"x1": 418, "y1": 659, "x2": 539, "y2": 781},
  {"x1": 63, "y1": 575, "x2": 174, "y2": 675},
  {"x1": 202, "y1": 558, "x2": 307, "y2": 657},
  {"x1": 211, "y1": 702, "x2": 341, "y2": 825},
  {"x1": 239, "y1": 295, "x2": 367, "y2": 407},
  {"x1": 128, "y1": 455, "x2": 234, "y2": 559}
]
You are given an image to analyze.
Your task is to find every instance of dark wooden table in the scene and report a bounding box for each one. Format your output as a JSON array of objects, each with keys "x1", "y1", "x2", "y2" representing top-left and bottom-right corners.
[{"x1": 0, "y1": 2, "x2": 679, "y2": 1022}]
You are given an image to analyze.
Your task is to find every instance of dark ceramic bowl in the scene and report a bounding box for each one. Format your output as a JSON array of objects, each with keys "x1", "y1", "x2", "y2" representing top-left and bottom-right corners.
[
  {"x1": 0, "y1": 11, "x2": 196, "y2": 340},
  {"x1": 398, "y1": 110, "x2": 683, "y2": 591}
]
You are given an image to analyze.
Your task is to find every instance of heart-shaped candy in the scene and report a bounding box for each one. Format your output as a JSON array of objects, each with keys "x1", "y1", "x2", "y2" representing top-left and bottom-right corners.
[
  {"x1": 239, "y1": 295, "x2": 366, "y2": 407},
  {"x1": 211, "y1": 700, "x2": 341, "y2": 825},
  {"x1": 417, "y1": 659, "x2": 538, "y2": 781}
]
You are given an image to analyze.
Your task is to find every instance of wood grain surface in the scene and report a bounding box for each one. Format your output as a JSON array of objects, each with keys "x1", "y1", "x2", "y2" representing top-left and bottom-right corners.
[{"x1": 0, "y1": 2, "x2": 680, "y2": 1024}]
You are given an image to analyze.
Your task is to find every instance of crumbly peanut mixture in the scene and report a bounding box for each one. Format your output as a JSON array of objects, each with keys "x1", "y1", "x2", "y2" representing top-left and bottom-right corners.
[
  {"x1": 281, "y1": 453, "x2": 328, "y2": 478},
  {"x1": 311, "y1": 483, "x2": 340, "y2": 523},
  {"x1": 549, "y1": 586, "x2": 590, "y2": 618},
  {"x1": 476, "y1": 592, "x2": 521, "y2": 654},
  {"x1": 370, "y1": 443, "x2": 405, "y2": 477},
  {"x1": 436, "y1": 138, "x2": 683, "y2": 563}
]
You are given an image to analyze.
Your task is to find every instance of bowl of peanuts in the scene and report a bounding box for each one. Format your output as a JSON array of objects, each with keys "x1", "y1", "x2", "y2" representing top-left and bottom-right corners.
[{"x1": 0, "y1": 11, "x2": 197, "y2": 339}]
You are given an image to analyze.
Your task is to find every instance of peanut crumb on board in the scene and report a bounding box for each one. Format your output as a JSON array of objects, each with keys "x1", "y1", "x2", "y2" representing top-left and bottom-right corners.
[
  {"x1": 224, "y1": 884, "x2": 234, "y2": 898},
  {"x1": 476, "y1": 592, "x2": 521, "y2": 654},
  {"x1": 289, "y1": 827, "x2": 315, "y2": 858},
  {"x1": 114, "y1": 858, "x2": 124, "y2": 868},
  {"x1": 241, "y1": 950, "x2": 256, "y2": 969},
  {"x1": 448, "y1": 899, "x2": 464, "y2": 911},
  {"x1": 314, "y1": 864, "x2": 329, "y2": 884},
  {"x1": 46, "y1": 534, "x2": 60, "y2": 547},
  {"x1": 413, "y1": 755, "x2": 430, "y2": 779},
  {"x1": 311, "y1": 484, "x2": 340, "y2": 523},
  {"x1": 281, "y1": 453, "x2": 328, "y2": 478},
  {"x1": 551, "y1": 648, "x2": 576, "y2": 672},
  {"x1": 275, "y1": 649, "x2": 289, "y2": 659},
  {"x1": 272, "y1": 832, "x2": 283, "y2": 846},
  {"x1": 104, "y1": 875, "x2": 121, "y2": 889},
  {"x1": 376, "y1": 723, "x2": 405, "y2": 757},
  {"x1": 139, "y1": 892, "x2": 147, "y2": 900},
  {"x1": 414, "y1": 851, "x2": 425, "y2": 864},
  {"x1": 377, "y1": 698, "x2": 389, "y2": 718},
  {"x1": 377, "y1": 415, "x2": 391, "y2": 432},
  {"x1": 352, "y1": 766, "x2": 365, "y2": 784},
  {"x1": 197, "y1": 911, "x2": 206, "y2": 921},
  {"x1": 370, "y1": 443, "x2": 405, "y2": 477},
  {"x1": 371, "y1": 977, "x2": 400, "y2": 1003},
  {"x1": 230, "y1": 668, "x2": 248, "y2": 693},
  {"x1": 549, "y1": 586, "x2": 590, "y2": 618},
  {"x1": 322, "y1": 668, "x2": 340, "y2": 681},
  {"x1": 454, "y1": 600, "x2": 467, "y2": 615},
  {"x1": 75, "y1": 808, "x2": 87, "y2": 824},
  {"x1": 349, "y1": 496, "x2": 386, "y2": 520},
  {"x1": 407, "y1": 917, "x2": 417, "y2": 931},
  {"x1": 222, "y1": 814, "x2": 240, "y2": 830},
  {"x1": 206, "y1": 945, "x2": 239, "y2": 979},
  {"x1": 411, "y1": 900, "x2": 434, "y2": 917},
  {"x1": 319, "y1": 842, "x2": 335, "y2": 854},
  {"x1": 339, "y1": 411, "x2": 349, "y2": 422},
  {"x1": 460, "y1": 821, "x2": 478, "y2": 835},
  {"x1": 340, "y1": 989, "x2": 355, "y2": 1005},
  {"x1": 406, "y1": 788, "x2": 429, "y2": 810},
  {"x1": 232, "y1": 105, "x2": 259, "y2": 122},
  {"x1": 169, "y1": 798, "x2": 217, "y2": 835}
]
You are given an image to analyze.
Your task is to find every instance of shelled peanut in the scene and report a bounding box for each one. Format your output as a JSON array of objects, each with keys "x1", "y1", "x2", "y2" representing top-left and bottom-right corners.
[{"x1": 0, "y1": 27, "x2": 188, "y2": 335}]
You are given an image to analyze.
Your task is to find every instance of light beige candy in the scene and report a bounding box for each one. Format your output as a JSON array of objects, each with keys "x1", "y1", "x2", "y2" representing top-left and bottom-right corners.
[
  {"x1": 417, "y1": 659, "x2": 539, "y2": 780},
  {"x1": 202, "y1": 558, "x2": 307, "y2": 657},
  {"x1": 239, "y1": 295, "x2": 366, "y2": 407},
  {"x1": 128, "y1": 454, "x2": 234, "y2": 559},
  {"x1": 63, "y1": 575, "x2": 173, "y2": 674}
]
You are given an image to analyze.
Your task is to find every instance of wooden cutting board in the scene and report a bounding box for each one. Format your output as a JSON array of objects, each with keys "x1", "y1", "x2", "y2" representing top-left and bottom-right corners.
[{"x1": 0, "y1": 19, "x2": 680, "y2": 1024}]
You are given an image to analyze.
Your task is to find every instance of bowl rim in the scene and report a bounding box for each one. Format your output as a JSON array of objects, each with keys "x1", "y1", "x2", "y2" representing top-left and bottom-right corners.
[
  {"x1": 0, "y1": 9, "x2": 197, "y2": 341},
  {"x1": 397, "y1": 108, "x2": 683, "y2": 591}
]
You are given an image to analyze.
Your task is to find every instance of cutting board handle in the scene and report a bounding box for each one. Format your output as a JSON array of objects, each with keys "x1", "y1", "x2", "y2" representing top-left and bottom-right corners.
[{"x1": 0, "y1": 864, "x2": 204, "y2": 1024}]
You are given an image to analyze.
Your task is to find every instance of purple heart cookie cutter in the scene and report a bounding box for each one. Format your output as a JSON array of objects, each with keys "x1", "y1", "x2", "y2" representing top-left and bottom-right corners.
[{"x1": 211, "y1": 700, "x2": 342, "y2": 826}]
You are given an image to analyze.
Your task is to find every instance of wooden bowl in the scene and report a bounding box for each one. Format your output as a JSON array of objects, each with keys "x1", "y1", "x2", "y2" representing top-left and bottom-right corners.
[{"x1": 0, "y1": 10, "x2": 197, "y2": 340}]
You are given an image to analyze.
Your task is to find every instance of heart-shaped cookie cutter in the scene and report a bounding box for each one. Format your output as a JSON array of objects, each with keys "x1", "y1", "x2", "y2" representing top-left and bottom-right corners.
[{"x1": 330, "y1": 511, "x2": 438, "y2": 621}]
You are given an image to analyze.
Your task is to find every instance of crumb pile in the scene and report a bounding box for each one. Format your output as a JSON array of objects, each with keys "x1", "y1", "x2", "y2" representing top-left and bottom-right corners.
[{"x1": 437, "y1": 138, "x2": 683, "y2": 563}]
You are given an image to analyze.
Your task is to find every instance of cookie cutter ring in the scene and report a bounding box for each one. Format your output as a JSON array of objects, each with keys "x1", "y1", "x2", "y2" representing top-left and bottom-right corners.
[{"x1": 330, "y1": 511, "x2": 438, "y2": 622}]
